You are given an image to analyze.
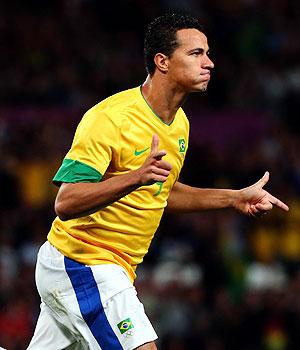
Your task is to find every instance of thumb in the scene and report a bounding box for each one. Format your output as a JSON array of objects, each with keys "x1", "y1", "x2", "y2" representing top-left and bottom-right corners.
[
  {"x1": 255, "y1": 171, "x2": 269, "y2": 188},
  {"x1": 151, "y1": 134, "x2": 159, "y2": 154}
]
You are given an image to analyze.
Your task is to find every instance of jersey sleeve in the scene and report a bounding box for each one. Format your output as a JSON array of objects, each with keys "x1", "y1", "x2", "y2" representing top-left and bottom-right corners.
[{"x1": 53, "y1": 110, "x2": 119, "y2": 186}]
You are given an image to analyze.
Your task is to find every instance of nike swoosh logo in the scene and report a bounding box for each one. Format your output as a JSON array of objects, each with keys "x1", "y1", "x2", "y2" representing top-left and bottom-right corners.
[{"x1": 134, "y1": 147, "x2": 150, "y2": 156}]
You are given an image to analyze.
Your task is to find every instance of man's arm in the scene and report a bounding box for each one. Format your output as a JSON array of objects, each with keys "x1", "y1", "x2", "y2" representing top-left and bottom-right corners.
[
  {"x1": 55, "y1": 135, "x2": 172, "y2": 221},
  {"x1": 167, "y1": 172, "x2": 289, "y2": 217}
]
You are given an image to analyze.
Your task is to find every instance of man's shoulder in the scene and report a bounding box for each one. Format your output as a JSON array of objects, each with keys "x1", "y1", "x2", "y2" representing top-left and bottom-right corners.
[
  {"x1": 83, "y1": 86, "x2": 140, "y2": 125},
  {"x1": 92, "y1": 87, "x2": 140, "y2": 113},
  {"x1": 177, "y1": 107, "x2": 190, "y2": 127}
]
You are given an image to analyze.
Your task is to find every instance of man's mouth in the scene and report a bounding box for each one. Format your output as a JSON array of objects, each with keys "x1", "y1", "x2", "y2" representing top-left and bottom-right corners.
[{"x1": 200, "y1": 73, "x2": 211, "y2": 81}]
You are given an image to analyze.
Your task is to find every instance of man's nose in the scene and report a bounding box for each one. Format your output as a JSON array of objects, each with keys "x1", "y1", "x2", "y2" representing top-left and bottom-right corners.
[{"x1": 205, "y1": 56, "x2": 214, "y2": 70}]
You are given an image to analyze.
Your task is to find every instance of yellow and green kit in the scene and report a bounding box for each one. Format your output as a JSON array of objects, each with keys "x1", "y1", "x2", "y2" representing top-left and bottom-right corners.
[{"x1": 48, "y1": 86, "x2": 189, "y2": 281}]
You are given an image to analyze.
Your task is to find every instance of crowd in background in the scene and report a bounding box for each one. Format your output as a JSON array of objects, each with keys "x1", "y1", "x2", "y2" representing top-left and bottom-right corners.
[{"x1": 0, "y1": 0, "x2": 300, "y2": 349}]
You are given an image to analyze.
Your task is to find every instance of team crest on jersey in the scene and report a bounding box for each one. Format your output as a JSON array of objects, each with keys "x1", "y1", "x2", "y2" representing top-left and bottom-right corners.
[
  {"x1": 178, "y1": 138, "x2": 186, "y2": 153},
  {"x1": 117, "y1": 318, "x2": 134, "y2": 336}
]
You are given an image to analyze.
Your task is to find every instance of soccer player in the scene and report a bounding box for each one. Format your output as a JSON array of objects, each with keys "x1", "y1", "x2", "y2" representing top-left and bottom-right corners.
[{"x1": 27, "y1": 14, "x2": 289, "y2": 350}]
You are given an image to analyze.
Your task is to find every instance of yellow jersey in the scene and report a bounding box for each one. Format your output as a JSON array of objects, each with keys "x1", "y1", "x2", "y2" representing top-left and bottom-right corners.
[{"x1": 48, "y1": 86, "x2": 189, "y2": 281}]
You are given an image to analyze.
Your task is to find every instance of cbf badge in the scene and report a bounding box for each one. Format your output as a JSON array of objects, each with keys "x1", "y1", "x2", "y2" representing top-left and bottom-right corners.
[{"x1": 178, "y1": 138, "x2": 186, "y2": 155}]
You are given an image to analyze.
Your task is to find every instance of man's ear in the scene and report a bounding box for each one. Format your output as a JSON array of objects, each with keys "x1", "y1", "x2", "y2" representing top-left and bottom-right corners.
[{"x1": 154, "y1": 53, "x2": 169, "y2": 73}]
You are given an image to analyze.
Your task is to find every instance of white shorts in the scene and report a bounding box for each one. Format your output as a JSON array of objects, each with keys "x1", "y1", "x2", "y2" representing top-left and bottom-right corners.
[{"x1": 27, "y1": 241, "x2": 157, "y2": 350}]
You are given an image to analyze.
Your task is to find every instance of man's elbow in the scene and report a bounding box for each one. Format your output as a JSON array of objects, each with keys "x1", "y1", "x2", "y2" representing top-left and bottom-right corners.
[{"x1": 55, "y1": 199, "x2": 73, "y2": 221}]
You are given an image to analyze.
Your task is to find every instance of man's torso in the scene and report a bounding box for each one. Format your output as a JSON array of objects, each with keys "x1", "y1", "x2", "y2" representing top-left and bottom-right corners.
[{"x1": 48, "y1": 86, "x2": 190, "y2": 281}]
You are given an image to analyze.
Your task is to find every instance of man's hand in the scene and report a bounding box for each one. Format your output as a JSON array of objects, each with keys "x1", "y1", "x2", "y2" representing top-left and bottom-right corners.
[
  {"x1": 235, "y1": 171, "x2": 289, "y2": 217},
  {"x1": 135, "y1": 134, "x2": 172, "y2": 186}
]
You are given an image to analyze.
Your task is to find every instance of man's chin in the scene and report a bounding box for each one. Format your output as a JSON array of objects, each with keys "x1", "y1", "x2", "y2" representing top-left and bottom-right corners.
[{"x1": 192, "y1": 83, "x2": 208, "y2": 92}]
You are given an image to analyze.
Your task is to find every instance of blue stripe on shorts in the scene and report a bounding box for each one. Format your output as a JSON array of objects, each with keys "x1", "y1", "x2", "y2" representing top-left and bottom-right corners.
[{"x1": 64, "y1": 257, "x2": 123, "y2": 350}]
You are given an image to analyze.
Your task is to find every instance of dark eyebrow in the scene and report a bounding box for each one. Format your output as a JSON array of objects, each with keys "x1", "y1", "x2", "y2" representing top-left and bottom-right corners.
[{"x1": 186, "y1": 47, "x2": 209, "y2": 54}]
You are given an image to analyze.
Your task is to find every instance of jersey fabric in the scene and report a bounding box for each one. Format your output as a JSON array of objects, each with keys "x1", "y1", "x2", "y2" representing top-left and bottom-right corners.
[{"x1": 47, "y1": 86, "x2": 189, "y2": 281}]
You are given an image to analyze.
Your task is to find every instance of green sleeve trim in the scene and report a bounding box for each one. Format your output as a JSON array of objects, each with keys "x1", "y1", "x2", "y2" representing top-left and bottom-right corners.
[{"x1": 53, "y1": 158, "x2": 103, "y2": 186}]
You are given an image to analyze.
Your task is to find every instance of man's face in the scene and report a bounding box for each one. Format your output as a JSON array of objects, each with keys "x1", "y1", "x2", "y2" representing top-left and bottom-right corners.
[{"x1": 167, "y1": 28, "x2": 214, "y2": 92}]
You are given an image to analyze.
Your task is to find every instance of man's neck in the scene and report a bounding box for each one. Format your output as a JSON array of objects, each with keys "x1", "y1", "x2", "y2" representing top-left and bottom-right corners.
[{"x1": 141, "y1": 75, "x2": 188, "y2": 125}]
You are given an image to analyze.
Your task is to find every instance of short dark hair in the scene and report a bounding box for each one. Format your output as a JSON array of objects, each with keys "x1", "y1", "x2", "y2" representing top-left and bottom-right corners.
[{"x1": 144, "y1": 13, "x2": 205, "y2": 76}]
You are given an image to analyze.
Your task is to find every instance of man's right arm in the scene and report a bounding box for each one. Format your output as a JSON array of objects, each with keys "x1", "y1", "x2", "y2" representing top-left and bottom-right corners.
[{"x1": 55, "y1": 135, "x2": 171, "y2": 221}]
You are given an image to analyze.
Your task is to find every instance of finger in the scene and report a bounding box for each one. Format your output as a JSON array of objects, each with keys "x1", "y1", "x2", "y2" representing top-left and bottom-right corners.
[
  {"x1": 151, "y1": 134, "x2": 159, "y2": 154},
  {"x1": 154, "y1": 159, "x2": 172, "y2": 171},
  {"x1": 254, "y1": 171, "x2": 269, "y2": 188},
  {"x1": 152, "y1": 174, "x2": 169, "y2": 182},
  {"x1": 255, "y1": 202, "x2": 273, "y2": 211},
  {"x1": 153, "y1": 150, "x2": 167, "y2": 160},
  {"x1": 248, "y1": 205, "x2": 260, "y2": 217},
  {"x1": 268, "y1": 194, "x2": 289, "y2": 212},
  {"x1": 249, "y1": 205, "x2": 267, "y2": 218},
  {"x1": 152, "y1": 168, "x2": 171, "y2": 177}
]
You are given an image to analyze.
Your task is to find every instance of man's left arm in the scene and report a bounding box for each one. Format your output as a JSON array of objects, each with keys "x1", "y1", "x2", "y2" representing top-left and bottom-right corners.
[{"x1": 166, "y1": 171, "x2": 289, "y2": 217}]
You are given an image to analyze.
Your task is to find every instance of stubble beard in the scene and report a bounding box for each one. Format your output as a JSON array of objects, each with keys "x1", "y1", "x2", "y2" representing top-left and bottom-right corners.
[{"x1": 197, "y1": 83, "x2": 208, "y2": 92}]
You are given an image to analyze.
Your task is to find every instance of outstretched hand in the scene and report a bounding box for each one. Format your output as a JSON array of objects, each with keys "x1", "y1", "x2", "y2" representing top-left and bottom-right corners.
[{"x1": 235, "y1": 171, "x2": 289, "y2": 217}]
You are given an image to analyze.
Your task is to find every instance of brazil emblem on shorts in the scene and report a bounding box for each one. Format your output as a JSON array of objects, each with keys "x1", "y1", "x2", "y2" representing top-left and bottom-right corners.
[
  {"x1": 117, "y1": 318, "x2": 134, "y2": 335},
  {"x1": 178, "y1": 138, "x2": 186, "y2": 153}
]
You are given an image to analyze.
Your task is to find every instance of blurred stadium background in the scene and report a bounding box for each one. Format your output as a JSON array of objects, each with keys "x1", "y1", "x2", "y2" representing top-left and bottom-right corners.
[{"x1": 0, "y1": 1, "x2": 300, "y2": 349}]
